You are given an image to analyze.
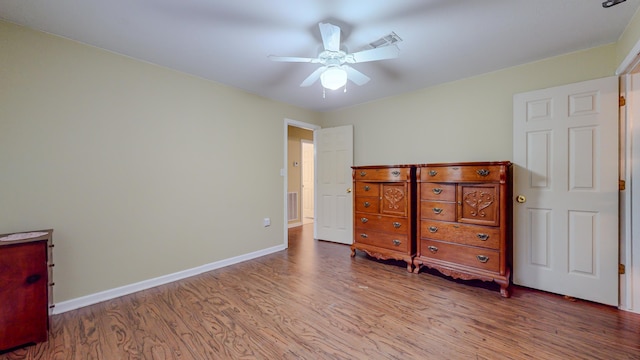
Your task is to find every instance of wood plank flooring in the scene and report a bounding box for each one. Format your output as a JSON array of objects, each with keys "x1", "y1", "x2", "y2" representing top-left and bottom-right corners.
[{"x1": 2, "y1": 223, "x2": 639, "y2": 359}]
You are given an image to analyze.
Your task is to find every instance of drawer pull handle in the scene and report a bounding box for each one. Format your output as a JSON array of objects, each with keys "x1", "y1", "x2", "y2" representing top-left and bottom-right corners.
[
  {"x1": 432, "y1": 208, "x2": 443, "y2": 214},
  {"x1": 391, "y1": 170, "x2": 401, "y2": 177},
  {"x1": 361, "y1": 217, "x2": 369, "y2": 223},
  {"x1": 428, "y1": 226, "x2": 438, "y2": 233},
  {"x1": 392, "y1": 239, "x2": 402, "y2": 246},
  {"x1": 477, "y1": 169, "x2": 490, "y2": 177},
  {"x1": 428, "y1": 170, "x2": 438, "y2": 176},
  {"x1": 364, "y1": 201, "x2": 371, "y2": 208},
  {"x1": 476, "y1": 255, "x2": 489, "y2": 263},
  {"x1": 364, "y1": 185, "x2": 370, "y2": 191},
  {"x1": 432, "y1": 188, "x2": 443, "y2": 195},
  {"x1": 360, "y1": 233, "x2": 368, "y2": 238},
  {"x1": 393, "y1": 222, "x2": 401, "y2": 228},
  {"x1": 360, "y1": 171, "x2": 367, "y2": 177},
  {"x1": 428, "y1": 246, "x2": 438, "y2": 253},
  {"x1": 477, "y1": 233, "x2": 489, "y2": 241},
  {"x1": 26, "y1": 274, "x2": 41, "y2": 284}
]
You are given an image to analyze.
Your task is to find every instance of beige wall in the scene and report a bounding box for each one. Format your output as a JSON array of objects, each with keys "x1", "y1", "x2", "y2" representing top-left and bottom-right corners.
[
  {"x1": 320, "y1": 44, "x2": 618, "y2": 165},
  {"x1": 0, "y1": 21, "x2": 320, "y2": 302},
  {"x1": 617, "y1": 7, "x2": 640, "y2": 68},
  {"x1": 287, "y1": 126, "x2": 313, "y2": 225}
]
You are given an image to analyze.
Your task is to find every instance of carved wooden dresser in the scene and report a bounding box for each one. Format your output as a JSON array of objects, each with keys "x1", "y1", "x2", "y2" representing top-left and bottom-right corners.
[
  {"x1": 0, "y1": 230, "x2": 54, "y2": 351},
  {"x1": 413, "y1": 162, "x2": 512, "y2": 297},
  {"x1": 350, "y1": 165, "x2": 416, "y2": 271}
]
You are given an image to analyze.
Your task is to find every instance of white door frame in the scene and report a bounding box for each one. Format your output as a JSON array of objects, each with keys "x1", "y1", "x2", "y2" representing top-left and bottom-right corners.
[
  {"x1": 616, "y1": 41, "x2": 640, "y2": 314},
  {"x1": 283, "y1": 118, "x2": 320, "y2": 248}
]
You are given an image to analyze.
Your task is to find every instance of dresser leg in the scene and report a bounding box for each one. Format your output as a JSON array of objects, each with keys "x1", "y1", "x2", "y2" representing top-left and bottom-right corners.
[
  {"x1": 405, "y1": 261, "x2": 413, "y2": 273},
  {"x1": 350, "y1": 247, "x2": 356, "y2": 257},
  {"x1": 500, "y1": 285, "x2": 510, "y2": 298}
]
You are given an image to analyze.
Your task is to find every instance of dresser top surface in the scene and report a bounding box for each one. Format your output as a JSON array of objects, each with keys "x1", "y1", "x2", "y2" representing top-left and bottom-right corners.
[{"x1": 0, "y1": 229, "x2": 52, "y2": 247}]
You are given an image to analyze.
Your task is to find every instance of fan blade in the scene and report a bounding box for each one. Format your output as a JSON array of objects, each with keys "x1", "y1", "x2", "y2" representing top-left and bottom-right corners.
[
  {"x1": 268, "y1": 55, "x2": 317, "y2": 63},
  {"x1": 344, "y1": 66, "x2": 370, "y2": 86},
  {"x1": 348, "y1": 45, "x2": 400, "y2": 63},
  {"x1": 319, "y1": 22, "x2": 341, "y2": 52},
  {"x1": 300, "y1": 67, "x2": 326, "y2": 87}
]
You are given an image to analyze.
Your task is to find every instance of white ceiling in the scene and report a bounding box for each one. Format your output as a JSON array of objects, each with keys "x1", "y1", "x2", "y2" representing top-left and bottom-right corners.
[{"x1": 1, "y1": 0, "x2": 639, "y2": 112}]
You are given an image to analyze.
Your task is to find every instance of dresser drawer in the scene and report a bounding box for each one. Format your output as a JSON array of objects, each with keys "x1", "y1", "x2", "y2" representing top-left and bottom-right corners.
[
  {"x1": 420, "y1": 201, "x2": 456, "y2": 221},
  {"x1": 355, "y1": 196, "x2": 380, "y2": 213},
  {"x1": 356, "y1": 215, "x2": 408, "y2": 234},
  {"x1": 354, "y1": 167, "x2": 411, "y2": 181},
  {"x1": 421, "y1": 165, "x2": 503, "y2": 182},
  {"x1": 420, "y1": 220, "x2": 500, "y2": 250},
  {"x1": 419, "y1": 240, "x2": 500, "y2": 272},
  {"x1": 355, "y1": 182, "x2": 380, "y2": 196},
  {"x1": 420, "y1": 183, "x2": 455, "y2": 201},
  {"x1": 355, "y1": 231, "x2": 408, "y2": 252}
]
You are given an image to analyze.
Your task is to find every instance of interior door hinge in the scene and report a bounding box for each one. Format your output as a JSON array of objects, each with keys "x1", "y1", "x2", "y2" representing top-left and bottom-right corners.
[
  {"x1": 619, "y1": 263, "x2": 626, "y2": 275},
  {"x1": 620, "y1": 95, "x2": 626, "y2": 107},
  {"x1": 620, "y1": 180, "x2": 626, "y2": 190}
]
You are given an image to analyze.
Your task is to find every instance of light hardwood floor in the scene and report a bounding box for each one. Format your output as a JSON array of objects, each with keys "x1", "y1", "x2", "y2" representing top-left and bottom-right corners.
[{"x1": 2, "y1": 223, "x2": 639, "y2": 359}]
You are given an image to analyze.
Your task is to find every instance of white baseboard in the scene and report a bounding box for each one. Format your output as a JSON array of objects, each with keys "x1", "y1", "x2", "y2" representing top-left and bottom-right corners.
[{"x1": 52, "y1": 244, "x2": 286, "y2": 314}]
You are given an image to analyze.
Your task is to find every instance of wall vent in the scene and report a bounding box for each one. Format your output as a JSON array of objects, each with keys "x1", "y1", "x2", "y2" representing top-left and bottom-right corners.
[{"x1": 287, "y1": 192, "x2": 298, "y2": 221}]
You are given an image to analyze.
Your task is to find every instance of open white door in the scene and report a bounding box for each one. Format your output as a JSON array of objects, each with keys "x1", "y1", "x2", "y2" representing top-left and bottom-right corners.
[
  {"x1": 513, "y1": 76, "x2": 619, "y2": 306},
  {"x1": 315, "y1": 125, "x2": 353, "y2": 244}
]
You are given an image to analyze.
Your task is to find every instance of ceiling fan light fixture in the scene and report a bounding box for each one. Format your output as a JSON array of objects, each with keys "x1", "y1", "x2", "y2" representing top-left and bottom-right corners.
[{"x1": 320, "y1": 67, "x2": 348, "y2": 90}]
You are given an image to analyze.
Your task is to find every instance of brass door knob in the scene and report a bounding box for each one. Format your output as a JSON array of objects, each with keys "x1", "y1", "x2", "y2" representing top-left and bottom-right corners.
[
  {"x1": 516, "y1": 195, "x2": 526, "y2": 203},
  {"x1": 347, "y1": 188, "x2": 352, "y2": 193}
]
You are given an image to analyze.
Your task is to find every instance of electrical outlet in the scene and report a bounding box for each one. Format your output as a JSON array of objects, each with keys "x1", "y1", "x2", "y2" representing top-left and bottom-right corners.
[{"x1": 263, "y1": 218, "x2": 271, "y2": 227}]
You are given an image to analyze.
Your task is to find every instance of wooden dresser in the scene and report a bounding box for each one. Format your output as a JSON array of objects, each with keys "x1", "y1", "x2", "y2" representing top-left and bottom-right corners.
[
  {"x1": 414, "y1": 162, "x2": 512, "y2": 297},
  {"x1": 0, "y1": 230, "x2": 54, "y2": 351},
  {"x1": 350, "y1": 165, "x2": 416, "y2": 271}
]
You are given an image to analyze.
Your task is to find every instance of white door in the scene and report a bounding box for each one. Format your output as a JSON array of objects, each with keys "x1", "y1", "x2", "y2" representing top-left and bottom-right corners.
[
  {"x1": 315, "y1": 125, "x2": 353, "y2": 244},
  {"x1": 301, "y1": 140, "x2": 314, "y2": 224},
  {"x1": 513, "y1": 76, "x2": 619, "y2": 306}
]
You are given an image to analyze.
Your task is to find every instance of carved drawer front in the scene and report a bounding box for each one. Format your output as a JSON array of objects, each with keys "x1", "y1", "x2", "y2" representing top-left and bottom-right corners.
[
  {"x1": 457, "y1": 183, "x2": 500, "y2": 226},
  {"x1": 420, "y1": 240, "x2": 500, "y2": 272},
  {"x1": 355, "y1": 196, "x2": 380, "y2": 213},
  {"x1": 356, "y1": 231, "x2": 408, "y2": 252},
  {"x1": 420, "y1": 183, "x2": 455, "y2": 201},
  {"x1": 355, "y1": 167, "x2": 410, "y2": 181},
  {"x1": 380, "y1": 183, "x2": 408, "y2": 216},
  {"x1": 420, "y1": 220, "x2": 500, "y2": 250},
  {"x1": 355, "y1": 182, "x2": 380, "y2": 196},
  {"x1": 356, "y1": 215, "x2": 407, "y2": 234},
  {"x1": 420, "y1": 201, "x2": 456, "y2": 222},
  {"x1": 421, "y1": 165, "x2": 502, "y2": 182}
]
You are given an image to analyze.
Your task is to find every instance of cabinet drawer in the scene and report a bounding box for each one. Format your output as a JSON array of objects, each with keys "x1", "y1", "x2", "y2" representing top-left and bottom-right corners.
[
  {"x1": 355, "y1": 197, "x2": 380, "y2": 213},
  {"x1": 420, "y1": 220, "x2": 500, "y2": 250},
  {"x1": 420, "y1": 183, "x2": 455, "y2": 201},
  {"x1": 356, "y1": 215, "x2": 408, "y2": 234},
  {"x1": 419, "y1": 240, "x2": 500, "y2": 272},
  {"x1": 355, "y1": 182, "x2": 380, "y2": 196},
  {"x1": 354, "y1": 167, "x2": 411, "y2": 181},
  {"x1": 421, "y1": 165, "x2": 502, "y2": 182},
  {"x1": 420, "y1": 201, "x2": 456, "y2": 221},
  {"x1": 355, "y1": 231, "x2": 408, "y2": 252}
]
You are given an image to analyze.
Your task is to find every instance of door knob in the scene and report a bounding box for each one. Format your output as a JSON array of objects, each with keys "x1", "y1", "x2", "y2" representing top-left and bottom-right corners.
[
  {"x1": 347, "y1": 188, "x2": 352, "y2": 193},
  {"x1": 516, "y1": 195, "x2": 526, "y2": 203}
]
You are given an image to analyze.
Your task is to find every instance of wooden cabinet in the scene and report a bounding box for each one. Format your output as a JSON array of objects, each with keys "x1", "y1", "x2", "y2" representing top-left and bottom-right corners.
[
  {"x1": 0, "y1": 230, "x2": 54, "y2": 351},
  {"x1": 414, "y1": 162, "x2": 512, "y2": 297},
  {"x1": 350, "y1": 165, "x2": 416, "y2": 271}
]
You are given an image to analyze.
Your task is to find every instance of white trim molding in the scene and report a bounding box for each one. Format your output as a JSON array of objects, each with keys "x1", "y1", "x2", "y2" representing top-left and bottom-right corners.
[{"x1": 53, "y1": 244, "x2": 285, "y2": 314}]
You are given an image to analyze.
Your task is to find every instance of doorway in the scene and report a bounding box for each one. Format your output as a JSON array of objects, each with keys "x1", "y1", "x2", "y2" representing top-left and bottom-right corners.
[{"x1": 301, "y1": 140, "x2": 314, "y2": 225}]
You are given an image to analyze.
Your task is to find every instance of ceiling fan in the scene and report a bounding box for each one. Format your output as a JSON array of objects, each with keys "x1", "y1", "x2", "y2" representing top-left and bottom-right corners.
[{"x1": 268, "y1": 22, "x2": 400, "y2": 91}]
